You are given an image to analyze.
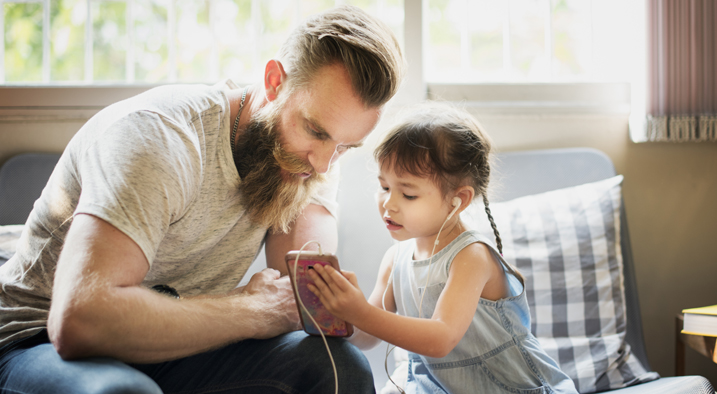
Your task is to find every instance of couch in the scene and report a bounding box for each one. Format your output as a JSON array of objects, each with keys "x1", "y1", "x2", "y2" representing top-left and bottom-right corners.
[{"x1": 0, "y1": 148, "x2": 714, "y2": 393}]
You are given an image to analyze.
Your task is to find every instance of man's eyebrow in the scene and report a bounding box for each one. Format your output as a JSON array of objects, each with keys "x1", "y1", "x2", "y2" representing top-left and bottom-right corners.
[{"x1": 307, "y1": 118, "x2": 364, "y2": 149}]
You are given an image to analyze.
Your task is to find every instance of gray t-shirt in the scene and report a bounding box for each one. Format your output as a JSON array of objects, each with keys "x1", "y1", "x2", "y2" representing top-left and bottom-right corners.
[{"x1": 0, "y1": 80, "x2": 339, "y2": 348}]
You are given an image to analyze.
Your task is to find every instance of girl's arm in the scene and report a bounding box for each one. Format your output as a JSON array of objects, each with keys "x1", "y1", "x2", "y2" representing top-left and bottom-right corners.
[{"x1": 309, "y1": 242, "x2": 498, "y2": 358}]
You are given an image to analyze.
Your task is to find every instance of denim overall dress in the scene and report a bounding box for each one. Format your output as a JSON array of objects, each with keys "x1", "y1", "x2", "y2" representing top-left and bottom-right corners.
[{"x1": 392, "y1": 230, "x2": 578, "y2": 394}]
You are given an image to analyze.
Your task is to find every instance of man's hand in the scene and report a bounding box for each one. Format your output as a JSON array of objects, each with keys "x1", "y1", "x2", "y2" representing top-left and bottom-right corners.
[
  {"x1": 241, "y1": 269, "x2": 301, "y2": 337},
  {"x1": 306, "y1": 265, "x2": 369, "y2": 324}
]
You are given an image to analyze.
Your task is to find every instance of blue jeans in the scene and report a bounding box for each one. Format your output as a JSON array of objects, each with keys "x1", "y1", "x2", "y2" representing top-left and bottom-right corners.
[{"x1": 0, "y1": 330, "x2": 374, "y2": 393}]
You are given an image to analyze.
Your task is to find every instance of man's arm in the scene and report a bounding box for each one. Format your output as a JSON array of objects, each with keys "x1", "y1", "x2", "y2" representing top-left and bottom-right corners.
[
  {"x1": 264, "y1": 203, "x2": 338, "y2": 275},
  {"x1": 47, "y1": 213, "x2": 300, "y2": 363}
]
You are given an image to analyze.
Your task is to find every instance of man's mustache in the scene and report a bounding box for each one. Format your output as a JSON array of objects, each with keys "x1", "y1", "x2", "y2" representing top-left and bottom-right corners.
[{"x1": 273, "y1": 143, "x2": 315, "y2": 176}]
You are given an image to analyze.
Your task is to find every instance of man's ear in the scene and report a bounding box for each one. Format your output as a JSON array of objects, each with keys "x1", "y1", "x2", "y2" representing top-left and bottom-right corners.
[{"x1": 264, "y1": 60, "x2": 286, "y2": 102}]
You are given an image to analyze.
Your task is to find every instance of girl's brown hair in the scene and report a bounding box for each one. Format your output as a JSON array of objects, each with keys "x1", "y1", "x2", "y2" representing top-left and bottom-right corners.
[{"x1": 374, "y1": 103, "x2": 523, "y2": 282}]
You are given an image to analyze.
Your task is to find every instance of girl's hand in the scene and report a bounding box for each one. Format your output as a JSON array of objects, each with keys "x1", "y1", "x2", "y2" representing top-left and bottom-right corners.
[{"x1": 307, "y1": 265, "x2": 368, "y2": 323}]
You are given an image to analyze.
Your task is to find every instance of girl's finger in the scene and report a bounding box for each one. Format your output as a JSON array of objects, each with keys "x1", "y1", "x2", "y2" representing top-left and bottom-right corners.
[
  {"x1": 313, "y1": 264, "x2": 335, "y2": 285},
  {"x1": 325, "y1": 266, "x2": 351, "y2": 292},
  {"x1": 317, "y1": 266, "x2": 345, "y2": 293},
  {"x1": 307, "y1": 270, "x2": 331, "y2": 294}
]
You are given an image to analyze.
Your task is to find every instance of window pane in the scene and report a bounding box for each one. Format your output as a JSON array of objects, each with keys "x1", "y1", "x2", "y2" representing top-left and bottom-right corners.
[
  {"x1": 469, "y1": 0, "x2": 504, "y2": 80},
  {"x1": 426, "y1": 0, "x2": 461, "y2": 82},
  {"x1": 259, "y1": 0, "x2": 297, "y2": 68},
  {"x1": 551, "y1": 0, "x2": 591, "y2": 80},
  {"x1": 377, "y1": 0, "x2": 405, "y2": 53},
  {"x1": 299, "y1": 0, "x2": 334, "y2": 20},
  {"x1": 343, "y1": 0, "x2": 404, "y2": 53},
  {"x1": 93, "y1": 1, "x2": 127, "y2": 82},
  {"x1": 215, "y1": 0, "x2": 255, "y2": 83},
  {"x1": 50, "y1": 0, "x2": 85, "y2": 82},
  {"x1": 592, "y1": 0, "x2": 633, "y2": 82},
  {"x1": 134, "y1": 0, "x2": 169, "y2": 83},
  {"x1": 4, "y1": 2, "x2": 43, "y2": 82},
  {"x1": 510, "y1": 0, "x2": 547, "y2": 80},
  {"x1": 175, "y1": 0, "x2": 211, "y2": 82}
]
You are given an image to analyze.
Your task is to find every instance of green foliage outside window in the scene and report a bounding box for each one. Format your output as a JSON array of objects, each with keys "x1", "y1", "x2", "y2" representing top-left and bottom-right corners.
[
  {"x1": 4, "y1": 2, "x2": 43, "y2": 82},
  {"x1": 2, "y1": 0, "x2": 404, "y2": 85}
]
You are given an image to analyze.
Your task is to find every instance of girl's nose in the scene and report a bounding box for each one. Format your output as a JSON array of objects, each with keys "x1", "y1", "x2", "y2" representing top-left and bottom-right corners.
[{"x1": 382, "y1": 193, "x2": 397, "y2": 212}]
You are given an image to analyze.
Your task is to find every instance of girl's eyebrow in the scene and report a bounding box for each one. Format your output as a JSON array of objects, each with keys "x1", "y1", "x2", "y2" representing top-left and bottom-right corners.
[
  {"x1": 398, "y1": 181, "x2": 419, "y2": 189},
  {"x1": 377, "y1": 175, "x2": 419, "y2": 190}
]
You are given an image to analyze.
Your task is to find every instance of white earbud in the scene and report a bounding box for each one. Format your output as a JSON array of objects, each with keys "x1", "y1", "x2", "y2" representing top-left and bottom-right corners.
[
  {"x1": 446, "y1": 197, "x2": 462, "y2": 221},
  {"x1": 452, "y1": 197, "x2": 461, "y2": 207}
]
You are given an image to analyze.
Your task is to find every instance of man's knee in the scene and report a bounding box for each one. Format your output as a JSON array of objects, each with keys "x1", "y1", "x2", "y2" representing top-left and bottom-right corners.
[
  {"x1": 1, "y1": 344, "x2": 162, "y2": 394},
  {"x1": 286, "y1": 332, "x2": 374, "y2": 392},
  {"x1": 70, "y1": 358, "x2": 163, "y2": 394}
]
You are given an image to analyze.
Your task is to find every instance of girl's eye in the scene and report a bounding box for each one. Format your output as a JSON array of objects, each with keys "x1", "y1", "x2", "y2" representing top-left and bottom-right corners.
[
  {"x1": 380, "y1": 186, "x2": 389, "y2": 192},
  {"x1": 403, "y1": 194, "x2": 417, "y2": 200}
]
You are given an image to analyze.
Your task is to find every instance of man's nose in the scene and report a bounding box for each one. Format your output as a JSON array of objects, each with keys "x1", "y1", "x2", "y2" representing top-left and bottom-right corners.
[{"x1": 309, "y1": 145, "x2": 340, "y2": 175}]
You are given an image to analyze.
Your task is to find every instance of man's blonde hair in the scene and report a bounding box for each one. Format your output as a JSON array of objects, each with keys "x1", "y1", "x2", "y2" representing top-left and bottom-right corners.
[{"x1": 277, "y1": 5, "x2": 405, "y2": 108}]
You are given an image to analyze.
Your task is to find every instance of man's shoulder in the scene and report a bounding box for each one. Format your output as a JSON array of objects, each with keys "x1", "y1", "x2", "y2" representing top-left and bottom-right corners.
[
  {"x1": 144, "y1": 83, "x2": 228, "y2": 113},
  {"x1": 100, "y1": 83, "x2": 228, "y2": 127}
]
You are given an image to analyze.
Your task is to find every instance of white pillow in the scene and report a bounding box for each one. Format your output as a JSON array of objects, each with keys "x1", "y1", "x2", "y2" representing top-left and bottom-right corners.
[{"x1": 466, "y1": 175, "x2": 659, "y2": 393}]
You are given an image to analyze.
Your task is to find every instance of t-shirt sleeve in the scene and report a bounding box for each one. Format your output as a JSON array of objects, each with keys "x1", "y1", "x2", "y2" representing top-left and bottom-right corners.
[
  {"x1": 309, "y1": 162, "x2": 340, "y2": 218},
  {"x1": 74, "y1": 111, "x2": 201, "y2": 266}
]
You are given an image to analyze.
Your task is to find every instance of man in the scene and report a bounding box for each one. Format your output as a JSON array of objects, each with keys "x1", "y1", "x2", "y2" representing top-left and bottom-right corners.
[{"x1": 0, "y1": 5, "x2": 404, "y2": 393}]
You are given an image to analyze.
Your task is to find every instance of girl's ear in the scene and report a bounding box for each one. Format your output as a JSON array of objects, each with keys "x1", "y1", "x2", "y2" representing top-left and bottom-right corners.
[
  {"x1": 264, "y1": 59, "x2": 286, "y2": 102},
  {"x1": 453, "y1": 186, "x2": 475, "y2": 213}
]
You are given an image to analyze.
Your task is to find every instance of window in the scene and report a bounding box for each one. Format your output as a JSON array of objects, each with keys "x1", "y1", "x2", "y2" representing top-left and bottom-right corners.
[
  {"x1": 421, "y1": 0, "x2": 641, "y2": 118},
  {"x1": 1, "y1": 0, "x2": 405, "y2": 85},
  {"x1": 2, "y1": 0, "x2": 642, "y2": 124},
  {"x1": 425, "y1": 0, "x2": 638, "y2": 83}
]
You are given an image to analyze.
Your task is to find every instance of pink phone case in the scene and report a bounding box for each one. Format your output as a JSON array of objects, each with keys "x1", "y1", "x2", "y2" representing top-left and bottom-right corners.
[{"x1": 285, "y1": 251, "x2": 354, "y2": 337}]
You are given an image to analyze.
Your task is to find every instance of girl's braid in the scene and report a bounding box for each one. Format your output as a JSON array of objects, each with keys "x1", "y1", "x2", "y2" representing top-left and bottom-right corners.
[{"x1": 482, "y1": 193, "x2": 502, "y2": 255}]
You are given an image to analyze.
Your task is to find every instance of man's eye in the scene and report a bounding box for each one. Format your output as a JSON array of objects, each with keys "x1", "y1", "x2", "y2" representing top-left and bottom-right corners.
[{"x1": 309, "y1": 127, "x2": 327, "y2": 140}]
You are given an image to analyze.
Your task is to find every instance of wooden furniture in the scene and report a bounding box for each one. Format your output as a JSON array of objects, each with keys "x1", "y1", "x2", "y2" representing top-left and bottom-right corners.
[{"x1": 676, "y1": 314, "x2": 717, "y2": 376}]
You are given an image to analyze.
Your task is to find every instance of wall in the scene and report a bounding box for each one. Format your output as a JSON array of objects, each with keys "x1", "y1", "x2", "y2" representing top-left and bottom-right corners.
[{"x1": 1, "y1": 102, "x2": 716, "y2": 385}]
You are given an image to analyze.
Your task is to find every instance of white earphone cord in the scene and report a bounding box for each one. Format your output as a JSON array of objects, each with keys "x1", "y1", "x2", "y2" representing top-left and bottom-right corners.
[
  {"x1": 292, "y1": 241, "x2": 339, "y2": 394},
  {"x1": 382, "y1": 197, "x2": 461, "y2": 394}
]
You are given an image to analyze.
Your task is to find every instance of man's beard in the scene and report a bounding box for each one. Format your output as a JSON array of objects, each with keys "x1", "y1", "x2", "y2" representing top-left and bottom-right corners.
[{"x1": 233, "y1": 109, "x2": 326, "y2": 234}]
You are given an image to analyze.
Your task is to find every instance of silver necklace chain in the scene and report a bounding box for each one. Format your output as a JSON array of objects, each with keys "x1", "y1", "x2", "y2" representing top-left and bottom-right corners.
[{"x1": 230, "y1": 87, "x2": 249, "y2": 156}]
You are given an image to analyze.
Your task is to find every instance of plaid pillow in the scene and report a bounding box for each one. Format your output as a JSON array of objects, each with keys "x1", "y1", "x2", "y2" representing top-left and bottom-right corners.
[{"x1": 467, "y1": 175, "x2": 659, "y2": 393}]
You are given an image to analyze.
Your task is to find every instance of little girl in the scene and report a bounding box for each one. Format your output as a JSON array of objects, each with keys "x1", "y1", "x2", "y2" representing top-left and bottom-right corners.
[{"x1": 307, "y1": 103, "x2": 577, "y2": 394}]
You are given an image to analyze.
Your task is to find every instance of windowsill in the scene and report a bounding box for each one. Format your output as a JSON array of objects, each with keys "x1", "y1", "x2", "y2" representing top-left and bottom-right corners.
[
  {"x1": 428, "y1": 82, "x2": 632, "y2": 115},
  {"x1": 0, "y1": 82, "x2": 632, "y2": 122}
]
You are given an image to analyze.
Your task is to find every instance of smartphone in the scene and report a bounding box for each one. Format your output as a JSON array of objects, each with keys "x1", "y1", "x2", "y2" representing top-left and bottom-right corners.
[{"x1": 285, "y1": 251, "x2": 354, "y2": 337}]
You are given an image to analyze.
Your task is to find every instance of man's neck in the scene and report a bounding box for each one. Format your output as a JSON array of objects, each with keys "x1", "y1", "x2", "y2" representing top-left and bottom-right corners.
[{"x1": 228, "y1": 84, "x2": 262, "y2": 142}]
